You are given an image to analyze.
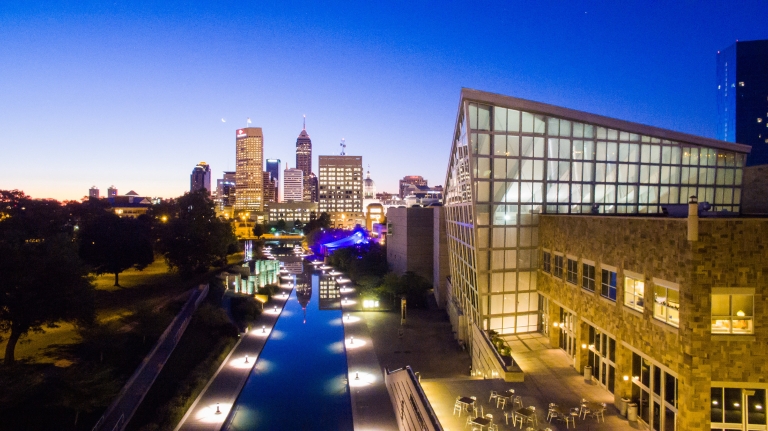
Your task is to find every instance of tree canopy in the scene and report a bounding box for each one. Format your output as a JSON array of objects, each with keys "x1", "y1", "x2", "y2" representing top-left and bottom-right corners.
[
  {"x1": 157, "y1": 189, "x2": 236, "y2": 276},
  {"x1": 78, "y1": 212, "x2": 154, "y2": 286},
  {"x1": 0, "y1": 190, "x2": 94, "y2": 365}
]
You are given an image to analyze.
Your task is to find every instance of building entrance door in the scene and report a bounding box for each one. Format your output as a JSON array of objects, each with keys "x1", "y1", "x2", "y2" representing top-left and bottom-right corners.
[{"x1": 558, "y1": 308, "x2": 576, "y2": 360}]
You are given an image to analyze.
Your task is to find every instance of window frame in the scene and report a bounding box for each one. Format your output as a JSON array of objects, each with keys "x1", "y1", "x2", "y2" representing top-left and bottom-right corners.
[
  {"x1": 652, "y1": 279, "x2": 680, "y2": 328},
  {"x1": 542, "y1": 251, "x2": 551, "y2": 273},
  {"x1": 623, "y1": 273, "x2": 645, "y2": 313},
  {"x1": 582, "y1": 261, "x2": 596, "y2": 292},
  {"x1": 601, "y1": 267, "x2": 617, "y2": 301},
  {"x1": 711, "y1": 292, "x2": 755, "y2": 335},
  {"x1": 553, "y1": 254, "x2": 564, "y2": 279},
  {"x1": 566, "y1": 257, "x2": 578, "y2": 285}
]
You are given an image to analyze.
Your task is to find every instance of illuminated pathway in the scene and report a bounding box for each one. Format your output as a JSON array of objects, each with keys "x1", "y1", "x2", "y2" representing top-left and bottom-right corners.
[
  {"x1": 340, "y1": 282, "x2": 399, "y2": 430},
  {"x1": 174, "y1": 282, "x2": 294, "y2": 431}
]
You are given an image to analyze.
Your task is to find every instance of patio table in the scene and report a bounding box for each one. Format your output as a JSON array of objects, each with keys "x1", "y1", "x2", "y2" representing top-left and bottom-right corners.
[{"x1": 469, "y1": 416, "x2": 491, "y2": 429}]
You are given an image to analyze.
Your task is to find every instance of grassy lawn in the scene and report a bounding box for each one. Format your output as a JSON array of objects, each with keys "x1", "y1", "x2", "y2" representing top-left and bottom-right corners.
[{"x1": 0, "y1": 255, "x2": 243, "y2": 364}]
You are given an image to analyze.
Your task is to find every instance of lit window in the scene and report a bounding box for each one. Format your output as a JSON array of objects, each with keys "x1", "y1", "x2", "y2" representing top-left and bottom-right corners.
[
  {"x1": 739, "y1": 82, "x2": 745, "y2": 87},
  {"x1": 624, "y1": 276, "x2": 645, "y2": 312},
  {"x1": 712, "y1": 294, "x2": 754, "y2": 334},
  {"x1": 653, "y1": 283, "x2": 679, "y2": 327}
]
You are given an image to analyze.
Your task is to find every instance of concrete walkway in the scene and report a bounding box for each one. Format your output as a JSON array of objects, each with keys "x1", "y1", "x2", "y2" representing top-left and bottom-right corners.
[
  {"x1": 340, "y1": 307, "x2": 399, "y2": 430},
  {"x1": 174, "y1": 283, "x2": 294, "y2": 431}
]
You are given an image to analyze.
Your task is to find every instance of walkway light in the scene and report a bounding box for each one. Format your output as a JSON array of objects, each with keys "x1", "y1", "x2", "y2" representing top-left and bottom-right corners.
[
  {"x1": 274, "y1": 305, "x2": 277, "y2": 313},
  {"x1": 245, "y1": 355, "x2": 249, "y2": 363},
  {"x1": 350, "y1": 336, "x2": 354, "y2": 345},
  {"x1": 355, "y1": 372, "x2": 360, "y2": 380},
  {"x1": 215, "y1": 403, "x2": 221, "y2": 414},
  {"x1": 346, "y1": 313, "x2": 350, "y2": 321},
  {"x1": 262, "y1": 325, "x2": 266, "y2": 333}
]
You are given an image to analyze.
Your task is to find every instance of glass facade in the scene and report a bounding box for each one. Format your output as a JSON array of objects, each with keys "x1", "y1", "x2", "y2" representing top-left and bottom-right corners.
[{"x1": 445, "y1": 92, "x2": 748, "y2": 334}]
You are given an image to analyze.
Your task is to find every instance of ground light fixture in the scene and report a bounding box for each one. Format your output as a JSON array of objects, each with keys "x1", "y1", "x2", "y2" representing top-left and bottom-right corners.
[
  {"x1": 245, "y1": 355, "x2": 249, "y2": 363},
  {"x1": 355, "y1": 372, "x2": 360, "y2": 380},
  {"x1": 350, "y1": 336, "x2": 354, "y2": 345},
  {"x1": 215, "y1": 403, "x2": 221, "y2": 414},
  {"x1": 262, "y1": 325, "x2": 266, "y2": 333},
  {"x1": 346, "y1": 313, "x2": 350, "y2": 320},
  {"x1": 274, "y1": 305, "x2": 277, "y2": 313}
]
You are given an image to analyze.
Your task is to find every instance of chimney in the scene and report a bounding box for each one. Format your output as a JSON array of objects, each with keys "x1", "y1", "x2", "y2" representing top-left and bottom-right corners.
[{"x1": 687, "y1": 195, "x2": 698, "y2": 242}]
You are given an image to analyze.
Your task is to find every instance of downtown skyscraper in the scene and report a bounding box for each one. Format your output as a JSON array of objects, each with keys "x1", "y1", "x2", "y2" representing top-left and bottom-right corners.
[
  {"x1": 296, "y1": 118, "x2": 317, "y2": 202},
  {"x1": 234, "y1": 127, "x2": 264, "y2": 213},
  {"x1": 716, "y1": 39, "x2": 768, "y2": 166}
]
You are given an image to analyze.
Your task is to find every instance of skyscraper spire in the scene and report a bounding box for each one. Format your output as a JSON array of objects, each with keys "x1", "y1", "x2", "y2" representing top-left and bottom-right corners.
[{"x1": 303, "y1": 114, "x2": 306, "y2": 131}]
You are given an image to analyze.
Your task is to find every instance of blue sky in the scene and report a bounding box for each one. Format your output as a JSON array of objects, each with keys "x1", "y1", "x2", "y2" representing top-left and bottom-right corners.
[{"x1": 1, "y1": 1, "x2": 767, "y2": 200}]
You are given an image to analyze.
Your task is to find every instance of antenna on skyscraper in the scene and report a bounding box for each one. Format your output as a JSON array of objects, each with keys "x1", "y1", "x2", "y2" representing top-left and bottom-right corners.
[
  {"x1": 340, "y1": 138, "x2": 346, "y2": 155},
  {"x1": 303, "y1": 114, "x2": 306, "y2": 130}
]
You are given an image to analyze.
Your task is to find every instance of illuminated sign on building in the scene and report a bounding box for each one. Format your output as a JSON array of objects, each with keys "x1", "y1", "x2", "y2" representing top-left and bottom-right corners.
[{"x1": 237, "y1": 129, "x2": 247, "y2": 138}]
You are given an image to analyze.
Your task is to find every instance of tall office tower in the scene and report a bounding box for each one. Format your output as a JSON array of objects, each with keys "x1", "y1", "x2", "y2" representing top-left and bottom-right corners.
[
  {"x1": 235, "y1": 128, "x2": 264, "y2": 212},
  {"x1": 399, "y1": 175, "x2": 428, "y2": 198},
  {"x1": 309, "y1": 173, "x2": 318, "y2": 202},
  {"x1": 283, "y1": 168, "x2": 304, "y2": 202},
  {"x1": 89, "y1": 186, "x2": 99, "y2": 199},
  {"x1": 266, "y1": 158, "x2": 281, "y2": 201},
  {"x1": 318, "y1": 155, "x2": 363, "y2": 229},
  {"x1": 190, "y1": 161, "x2": 212, "y2": 194},
  {"x1": 717, "y1": 39, "x2": 768, "y2": 166},
  {"x1": 216, "y1": 171, "x2": 236, "y2": 206},
  {"x1": 107, "y1": 185, "x2": 118, "y2": 198},
  {"x1": 295, "y1": 119, "x2": 314, "y2": 201},
  {"x1": 263, "y1": 171, "x2": 277, "y2": 203}
]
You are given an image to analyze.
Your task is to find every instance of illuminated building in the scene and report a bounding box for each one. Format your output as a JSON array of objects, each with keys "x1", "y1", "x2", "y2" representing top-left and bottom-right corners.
[
  {"x1": 107, "y1": 185, "x2": 117, "y2": 198},
  {"x1": 318, "y1": 155, "x2": 363, "y2": 229},
  {"x1": 295, "y1": 120, "x2": 316, "y2": 202},
  {"x1": 283, "y1": 168, "x2": 304, "y2": 202},
  {"x1": 265, "y1": 201, "x2": 317, "y2": 225},
  {"x1": 443, "y1": 89, "x2": 754, "y2": 431},
  {"x1": 266, "y1": 158, "x2": 281, "y2": 201},
  {"x1": 89, "y1": 186, "x2": 99, "y2": 199},
  {"x1": 716, "y1": 39, "x2": 768, "y2": 166},
  {"x1": 235, "y1": 128, "x2": 264, "y2": 213},
  {"x1": 109, "y1": 191, "x2": 151, "y2": 218},
  {"x1": 263, "y1": 171, "x2": 277, "y2": 203},
  {"x1": 190, "y1": 161, "x2": 212, "y2": 194},
  {"x1": 365, "y1": 203, "x2": 384, "y2": 232},
  {"x1": 399, "y1": 175, "x2": 428, "y2": 199}
]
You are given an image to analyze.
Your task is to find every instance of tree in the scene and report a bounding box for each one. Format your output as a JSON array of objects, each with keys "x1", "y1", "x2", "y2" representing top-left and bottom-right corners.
[
  {"x1": 275, "y1": 219, "x2": 287, "y2": 232},
  {"x1": 252, "y1": 223, "x2": 265, "y2": 238},
  {"x1": 157, "y1": 190, "x2": 237, "y2": 276},
  {"x1": 293, "y1": 219, "x2": 304, "y2": 232},
  {"x1": 53, "y1": 364, "x2": 119, "y2": 426},
  {"x1": 0, "y1": 191, "x2": 94, "y2": 365},
  {"x1": 78, "y1": 213, "x2": 154, "y2": 286}
]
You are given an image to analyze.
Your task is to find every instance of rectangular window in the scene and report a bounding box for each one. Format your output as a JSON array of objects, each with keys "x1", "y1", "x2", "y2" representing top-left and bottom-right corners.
[
  {"x1": 601, "y1": 269, "x2": 617, "y2": 301},
  {"x1": 624, "y1": 276, "x2": 645, "y2": 312},
  {"x1": 582, "y1": 263, "x2": 596, "y2": 292},
  {"x1": 554, "y1": 255, "x2": 564, "y2": 279},
  {"x1": 542, "y1": 251, "x2": 551, "y2": 273},
  {"x1": 653, "y1": 284, "x2": 680, "y2": 327},
  {"x1": 712, "y1": 294, "x2": 754, "y2": 334},
  {"x1": 566, "y1": 258, "x2": 578, "y2": 284}
]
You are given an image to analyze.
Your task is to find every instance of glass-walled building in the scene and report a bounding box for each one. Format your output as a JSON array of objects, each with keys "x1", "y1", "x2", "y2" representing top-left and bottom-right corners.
[{"x1": 444, "y1": 89, "x2": 751, "y2": 336}]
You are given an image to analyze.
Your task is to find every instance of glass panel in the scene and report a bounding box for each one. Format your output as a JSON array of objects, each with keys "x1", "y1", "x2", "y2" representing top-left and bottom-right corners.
[
  {"x1": 494, "y1": 106, "x2": 507, "y2": 131},
  {"x1": 521, "y1": 112, "x2": 533, "y2": 133},
  {"x1": 711, "y1": 387, "x2": 723, "y2": 423},
  {"x1": 724, "y1": 388, "x2": 743, "y2": 424},
  {"x1": 478, "y1": 105, "x2": 490, "y2": 131},
  {"x1": 508, "y1": 109, "x2": 520, "y2": 132},
  {"x1": 748, "y1": 389, "x2": 766, "y2": 425}
]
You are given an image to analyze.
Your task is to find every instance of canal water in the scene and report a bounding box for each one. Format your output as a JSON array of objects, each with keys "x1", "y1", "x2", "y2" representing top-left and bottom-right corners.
[{"x1": 223, "y1": 257, "x2": 353, "y2": 430}]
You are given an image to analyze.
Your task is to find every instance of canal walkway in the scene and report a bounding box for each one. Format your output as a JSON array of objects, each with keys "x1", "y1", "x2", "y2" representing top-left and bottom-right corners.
[{"x1": 174, "y1": 283, "x2": 294, "y2": 431}]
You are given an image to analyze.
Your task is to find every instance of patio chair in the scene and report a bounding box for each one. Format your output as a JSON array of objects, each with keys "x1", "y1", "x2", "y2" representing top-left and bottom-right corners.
[
  {"x1": 591, "y1": 403, "x2": 607, "y2": 423},
  {"x1": 504, "y1": 410, "x2": 523, "y2": 427},
  {"x1": 546, "y1": 403, "x2": 558, "y2": 422},
  {"x1": 522, "y1": 406, "x2": 537, "y2": 428},
  {"x1": 497, "y1": 396, "x2": 507, "y2": 409},
  {"x1": 513, "y1": 395, "x2": 524, "y2": 409},
  {"x1": 579, "y1": 402, "x2": 591, "y2": 419},
  {"x1": 489, "y1": 390, "x2": 499, "y2": 403},
  {"x1": 453, "y1": 396, "x2": 463, "y2": 416},
  {"x1": 560, "y1": 411, "x2": 576, "y2": 429}
]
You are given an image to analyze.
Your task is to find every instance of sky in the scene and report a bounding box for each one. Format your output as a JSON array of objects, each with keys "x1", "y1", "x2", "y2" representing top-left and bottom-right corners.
[{"x1": 1, "y1": 1, "x2": 767, "y2": 201}]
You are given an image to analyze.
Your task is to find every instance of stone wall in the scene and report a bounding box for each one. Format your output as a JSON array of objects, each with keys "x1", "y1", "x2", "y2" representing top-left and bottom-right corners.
[
  {"x1": 741, "y1": 165, "x2": 768, "y2": 215},
  {"x1": 537, "y1": 215, "x2": 768, "y2": 430},
  {"x1": 433, "y1": 206, "x2": 450, "y2": 308},
  {"x1": 386, "y1": 207, "x2": 435, "y2": 281}
]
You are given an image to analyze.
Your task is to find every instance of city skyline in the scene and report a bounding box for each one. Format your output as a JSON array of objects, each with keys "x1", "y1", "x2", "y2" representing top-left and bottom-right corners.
[{"x1": 1, "y1": 2, "x2": 768, "y2": 201}]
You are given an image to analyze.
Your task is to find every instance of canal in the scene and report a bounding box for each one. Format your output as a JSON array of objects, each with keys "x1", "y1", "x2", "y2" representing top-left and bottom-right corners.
[{"x1": 223, "y1": 256, "x2": 353, "y2": 430}]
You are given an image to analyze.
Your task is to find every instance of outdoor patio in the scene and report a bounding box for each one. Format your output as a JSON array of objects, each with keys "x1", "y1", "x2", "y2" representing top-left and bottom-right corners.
[{"x1": 420, "y1": 334, "x2": 643, "y2": 430}]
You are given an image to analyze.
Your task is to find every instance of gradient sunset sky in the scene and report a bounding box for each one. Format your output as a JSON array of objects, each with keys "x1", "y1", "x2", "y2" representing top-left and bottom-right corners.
[{"x1": 2, "y1": 1, "x2": 767, "y2": 200}]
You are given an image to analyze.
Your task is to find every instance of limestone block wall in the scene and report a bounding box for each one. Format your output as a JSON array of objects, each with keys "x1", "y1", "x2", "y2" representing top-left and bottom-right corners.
[{"x1": 536, "y1": 215, "x2": 768, "y2": 430}]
